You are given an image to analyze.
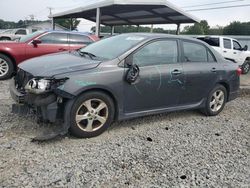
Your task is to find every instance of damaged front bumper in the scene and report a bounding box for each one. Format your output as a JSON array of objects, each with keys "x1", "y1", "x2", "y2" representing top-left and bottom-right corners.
[
  {"x1": 10, "y1": 78, "x2": 59, "y2": 123},
  {"x1": 9, "y1": 78, "x2": 74, "y2": 141}
]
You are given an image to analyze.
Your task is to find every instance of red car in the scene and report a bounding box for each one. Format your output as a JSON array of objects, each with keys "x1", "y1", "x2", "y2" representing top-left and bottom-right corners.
[{"x1": 0, "y1": 30, "x2": 99, "y2": 80}]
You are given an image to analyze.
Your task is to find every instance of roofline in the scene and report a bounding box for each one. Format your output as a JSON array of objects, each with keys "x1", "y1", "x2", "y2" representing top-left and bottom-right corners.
[{"x1": 50, "y1": 0, "x2": 200, "y2": 23}]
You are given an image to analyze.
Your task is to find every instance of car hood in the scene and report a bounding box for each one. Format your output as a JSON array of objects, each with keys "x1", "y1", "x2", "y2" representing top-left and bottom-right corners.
[{"x1": 19, "y1": 52, "x2": 102, "y2": 77}]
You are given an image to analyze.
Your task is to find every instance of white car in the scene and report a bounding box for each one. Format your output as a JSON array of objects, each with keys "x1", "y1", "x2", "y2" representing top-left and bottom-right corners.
[
  {"x1": 197, "y1": 36, "x2": 250, "y2": 74},
  {"x1": 0, "y1": 28, "x2": 29, "y2": 41}
]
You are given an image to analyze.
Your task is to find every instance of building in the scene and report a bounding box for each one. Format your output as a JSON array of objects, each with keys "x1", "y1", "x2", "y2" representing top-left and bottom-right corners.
[{"x1": 26, "y1": 21, "x2": 68, "y2": 33}]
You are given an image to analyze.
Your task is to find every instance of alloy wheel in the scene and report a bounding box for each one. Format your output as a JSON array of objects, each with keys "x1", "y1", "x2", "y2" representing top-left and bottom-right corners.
[
  {"x1": 243, "y1": 63, "x2": 250, "y2": 73},
  {"x1": 75, "y1": 99, "x2": 109, "y2": 132},
  {"x1": 210, "y1": 90, "x2": 225, "y2": 112},
  {"x1": 0, "y1": 58, "x2": 9, "y2": 77}
]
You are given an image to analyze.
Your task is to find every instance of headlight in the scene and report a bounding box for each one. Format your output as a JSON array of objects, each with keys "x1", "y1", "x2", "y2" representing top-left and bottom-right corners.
[{"x1": 25, "y1": 78, "x2": 51, "y2": 94}]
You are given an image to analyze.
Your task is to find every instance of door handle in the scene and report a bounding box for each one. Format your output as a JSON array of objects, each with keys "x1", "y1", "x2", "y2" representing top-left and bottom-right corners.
[
  {"x1": 223, "y1": 51, "x2": 227, "y2": 53},
  {"x1": 233, "y1": 52, "x2": 237, "y2": 54},
  {"x1": 171, "y1": 70, "x2": 182, "y2": 75},
  {"x1": 211, "y1": 68, "x2": 217, "y2": 73},
  {"x1": 59, "y1": 48, "x2": 67, "y2": 51}
]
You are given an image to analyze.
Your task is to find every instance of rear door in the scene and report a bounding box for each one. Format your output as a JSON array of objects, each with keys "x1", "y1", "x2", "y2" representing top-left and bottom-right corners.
[
  {"x1": 123, "y1": 39, "x2": 185, "y2": 113},
  {"x1": 69, "y1": 34, "x2": 94, "y2": 51},
  {"x1": 180, "y1": 40, "x2": 219, "y2": 105},
  {"x1": 25, "y1": 32, "x2": 69, "y2": 59}
]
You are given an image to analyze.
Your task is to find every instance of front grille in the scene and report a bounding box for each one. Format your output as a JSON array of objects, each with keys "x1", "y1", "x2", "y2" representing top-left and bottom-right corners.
[{"x1": 15, "y1": 69, "x2": 33, "y2": 91}]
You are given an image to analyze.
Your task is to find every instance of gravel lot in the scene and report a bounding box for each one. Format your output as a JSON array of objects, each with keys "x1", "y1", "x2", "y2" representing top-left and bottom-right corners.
[{"x1": 0, "y1": 80, "x2": 249, "y2": 187}]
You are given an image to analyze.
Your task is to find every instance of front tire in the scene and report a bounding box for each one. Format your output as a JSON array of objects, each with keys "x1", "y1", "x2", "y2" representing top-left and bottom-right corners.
[
  {"x1": 202, "y1": 85, "x2": 227, "y2": 116},
  {"x1": 0, "y1": 54, "x2": 14, "y2": 80},
  {"x1": 242, "y1": 61, "x2": 250, "y2": 74},
  {"x1": 69, "y1": 91, "x2": 115, "y2": 138}
]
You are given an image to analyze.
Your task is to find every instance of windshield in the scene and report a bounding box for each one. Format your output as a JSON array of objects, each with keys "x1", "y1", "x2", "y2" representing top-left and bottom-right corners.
[
  {"x1": 80, "y1": 34, "x2": 146, "y2": 60},
  {"x1": 19, "y1": 31, "x2": 44, "y2": 42}
]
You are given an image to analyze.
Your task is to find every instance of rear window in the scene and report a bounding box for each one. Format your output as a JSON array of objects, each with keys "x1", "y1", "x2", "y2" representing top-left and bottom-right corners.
[
  {"x1": 197, "y1": 37, "x2": 220, "y2": 47},
  {"x1": 69, "y1": 34, "x2": 93, "y2": 45}
]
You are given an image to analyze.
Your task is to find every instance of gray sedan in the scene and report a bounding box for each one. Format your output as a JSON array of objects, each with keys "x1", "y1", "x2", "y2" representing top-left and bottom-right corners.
[{"x1": 10, "y1": 33, "x2": 240, "y2": 139}]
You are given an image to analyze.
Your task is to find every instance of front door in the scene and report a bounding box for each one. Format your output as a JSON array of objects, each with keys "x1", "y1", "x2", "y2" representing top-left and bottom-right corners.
[{"x1": 123, "y1": 39, "x2": 185, "y2": 113}]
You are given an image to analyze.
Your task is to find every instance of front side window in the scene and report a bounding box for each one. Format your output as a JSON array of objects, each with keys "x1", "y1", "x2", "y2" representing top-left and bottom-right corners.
[
  {"x1": 233, "y1": 40, "x2": 242, "y2": 50},
  {"x1": 39, "y1": 33, "x2": 68, "y2": 44},
  {"x1": 15, "y1": 29, "x2": 27, "y2": 35},
  {"x1": 223, "y1": 39, "x2": 232, "y2": 49},
  {"x1": 133, "y1": 40, "x2": 178, "y2": 66},
  {"x1": 69, "y1": 34, "x2": 93, "y2": 45}
]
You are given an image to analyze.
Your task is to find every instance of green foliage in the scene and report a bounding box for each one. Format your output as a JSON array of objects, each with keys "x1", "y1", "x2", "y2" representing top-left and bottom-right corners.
[
  {"x1": 55, "y1": 18, "x2": 80, "y2": 30},
  {"x1": 182, "y1": 20, "x2": 210, "y2": 35},
  {"x1": 91, "y1": 25, "x2": 176, "y2": 34},
  {"x1": 223, "y1": 21, "x2": 250, "y2": 35}
]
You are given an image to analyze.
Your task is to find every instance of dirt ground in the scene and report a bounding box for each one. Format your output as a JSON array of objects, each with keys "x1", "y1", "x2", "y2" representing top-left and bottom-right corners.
[{"x1": 0, "y1": 79, "x2": 249, "y2": 187}]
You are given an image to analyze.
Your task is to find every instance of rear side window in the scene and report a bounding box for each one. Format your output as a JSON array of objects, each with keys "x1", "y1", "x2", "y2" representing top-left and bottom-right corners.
[
  {"x1": 223, "y1": 39, "x2": 232, "y2": 49},
  {"x1": 183, "y1": 41, "x2": 216, "y2": 62},
  {"x1": 69, "y1": 34, "x2": 93, "y2": 45},
  {"x1": 39, "y1": 33, "x2": 68, "y2": 44},
  {"x1": 197, "y1": 37, "x2": 219, "y2": 47}
]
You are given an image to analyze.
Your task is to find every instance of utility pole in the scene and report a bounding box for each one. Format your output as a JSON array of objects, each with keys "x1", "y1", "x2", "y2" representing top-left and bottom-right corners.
[
  {"x1": 47, "y1": 7, "x2": 55, "y2": 30},
  {"x1": 150, "y1": 24, "x2": 154, "y2": 33},
  {"x1": 47, "y1": 7, "x2": 54, "y2": 18}
]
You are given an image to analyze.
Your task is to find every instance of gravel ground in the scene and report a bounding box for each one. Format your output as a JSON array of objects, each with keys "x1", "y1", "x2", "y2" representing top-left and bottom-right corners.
[{"x1": 0, "y1": 80, "x2": 249, "y2": 187}]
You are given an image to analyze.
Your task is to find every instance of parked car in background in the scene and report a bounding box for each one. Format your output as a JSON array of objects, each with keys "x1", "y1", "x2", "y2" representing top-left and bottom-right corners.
[
  {"x1": 0, "y1": 28, "x2": 30, "y2": 41},
  {"x1": 197, "y1": 36, "x2": 250, "y2": 74},
  {"x1": 10, "y1": 33, "x2": 240, "y2": 139},
  {"x1": 0, "y1": 30, "x2": 99, "y2": 80}
]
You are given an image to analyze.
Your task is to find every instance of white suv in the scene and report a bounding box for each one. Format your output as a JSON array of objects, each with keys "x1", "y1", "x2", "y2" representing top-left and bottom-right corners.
[
  {"x1": 197, "y1": 36, "x2": 250, "y2": 74},
  {"x1": 0, "y1": 28, "x2": 29, "y2": 41}
]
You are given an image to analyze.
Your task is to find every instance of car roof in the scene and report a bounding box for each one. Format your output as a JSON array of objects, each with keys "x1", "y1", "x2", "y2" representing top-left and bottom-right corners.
[
  {"x1": 45, "y1": 30, "x2": 94, "y2": 36},
  {"x1": 118, "y1": 32, "x2": 202, "y2": 43}
]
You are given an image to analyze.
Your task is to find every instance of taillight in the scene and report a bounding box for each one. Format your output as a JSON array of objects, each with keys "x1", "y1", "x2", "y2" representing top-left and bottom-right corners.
[{"x1": 236, "y1": 68, "x2": 242, "y2": 76}]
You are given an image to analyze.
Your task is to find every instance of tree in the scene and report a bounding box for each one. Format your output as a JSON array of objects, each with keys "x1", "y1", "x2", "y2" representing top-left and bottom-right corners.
[
  {"x1": 223, "y1": 21, "x2": 250, "y2": 35},
  {"x1": 91, "y1": 25, "x2": 176, "y2": 34},
  {"x1": 55, "y1": 18, "x2": 80, "y2": 30},
  {"x1": 182, "y1": 20, "x2": 210, "y2": 35}
]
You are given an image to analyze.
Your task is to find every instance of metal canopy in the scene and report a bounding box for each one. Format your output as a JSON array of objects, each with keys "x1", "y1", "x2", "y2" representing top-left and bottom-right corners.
[{"x1": 51, "y1": 0, "x2": 200, "y2": 36}]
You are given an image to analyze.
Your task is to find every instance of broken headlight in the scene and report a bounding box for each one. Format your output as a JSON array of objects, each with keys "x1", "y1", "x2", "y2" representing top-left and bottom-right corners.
[
  {"x1": 25, "y1": 78, "x2": 51, "y2": 94},
  {"x1": 25, "y1": 78, "x2": 68, "y2": 94}
]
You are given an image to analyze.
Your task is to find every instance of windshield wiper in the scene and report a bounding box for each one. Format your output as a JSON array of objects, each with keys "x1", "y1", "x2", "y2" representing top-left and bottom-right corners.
[{"x1": 77, "y1": 50, "x2": 96, "y2": 60}]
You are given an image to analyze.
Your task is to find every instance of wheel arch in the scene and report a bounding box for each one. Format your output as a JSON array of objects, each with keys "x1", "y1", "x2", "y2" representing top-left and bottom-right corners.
[
  {"x1": 0, "y1": 36, "x2": 11, "y2": 41},
  {"x1": 245, "y1": 57, "x2": 250, "y2": 62},
  {"x1": 217, "y1": 81, "x2": 230, "y2": 102},
  {"x1": 0, "y1": 51, "x2": 17, "y2": 71}
]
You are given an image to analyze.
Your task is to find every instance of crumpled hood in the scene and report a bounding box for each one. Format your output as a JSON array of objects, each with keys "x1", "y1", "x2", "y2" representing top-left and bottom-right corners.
[{"x1": 18, "y1": 52, "x2": 101, "y2": 77}]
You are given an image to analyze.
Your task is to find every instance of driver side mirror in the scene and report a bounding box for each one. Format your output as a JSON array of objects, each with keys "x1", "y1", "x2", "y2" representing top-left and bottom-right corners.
[
  {"x1": 242, "y1": 45, "x2": 248, "y2": 51},
  {"x1": 125, "y1": 55, "x2": 140, "y2": 84},
  {"x1": 32, "y1": 39, "x2": 42, "y2": 47}
]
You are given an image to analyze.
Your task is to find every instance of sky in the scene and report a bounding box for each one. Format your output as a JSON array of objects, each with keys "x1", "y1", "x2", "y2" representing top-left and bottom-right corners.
[{"x1": 0, "y1": 0, "x2": 250, "y2": 32}]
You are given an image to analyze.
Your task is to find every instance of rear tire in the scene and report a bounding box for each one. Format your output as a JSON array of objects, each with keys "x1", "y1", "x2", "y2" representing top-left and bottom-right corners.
[
  {"x1": 0, "y1": 54, "x2": 14, "y2": 80},
  {"x1": 242, "y1": 61, "x2": 250, "y2": 74},
  {"x1": 202, "y1": 85, "x2": 227, "y2": 116},
  {"x1": 68, "y1": 91, "x2": 115, "y2": 138}
]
